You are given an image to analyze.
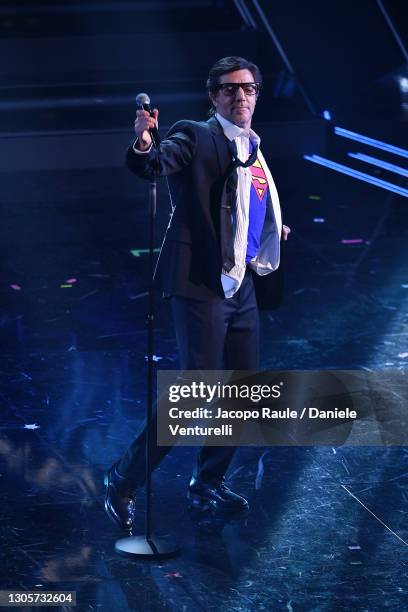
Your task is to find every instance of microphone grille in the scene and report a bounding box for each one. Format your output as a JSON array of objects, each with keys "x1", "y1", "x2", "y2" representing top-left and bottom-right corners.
[{"x1": 136, "y1": 92, "x2": 150, "y2": 106}]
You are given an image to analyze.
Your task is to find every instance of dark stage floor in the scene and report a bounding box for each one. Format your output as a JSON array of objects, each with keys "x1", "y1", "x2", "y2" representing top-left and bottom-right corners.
[{"x1": 1, "y1": 155, "x2": 408, "y2": 611}]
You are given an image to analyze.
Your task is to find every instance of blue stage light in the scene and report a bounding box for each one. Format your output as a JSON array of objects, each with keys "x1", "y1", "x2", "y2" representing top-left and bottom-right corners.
[
  {"x1": 323, "y1": 110, "x2": 331, "y2": 120},
  {"x1": 348, "y1": 153, "x2": 408, "y2": 178},
  {"x1": 334, "y1": 127, "x2": 408, "y2": 159},
  {"x1": 304, "y1": 154, "x2": 408, "y2": 198}
]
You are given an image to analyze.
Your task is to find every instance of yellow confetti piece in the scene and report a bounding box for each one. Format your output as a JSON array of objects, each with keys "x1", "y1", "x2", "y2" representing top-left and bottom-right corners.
[
  {"x1": 308, "y1": 195, "x2": 321, "y2": 200},
  {"x1": 60, "y1": 284, "x2": 73, "y2": 288}
]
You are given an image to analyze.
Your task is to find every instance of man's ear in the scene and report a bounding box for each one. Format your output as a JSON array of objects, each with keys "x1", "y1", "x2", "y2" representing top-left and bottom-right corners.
[{"x1": 208, "y1": 91, "x2": 217, "y2": 110}]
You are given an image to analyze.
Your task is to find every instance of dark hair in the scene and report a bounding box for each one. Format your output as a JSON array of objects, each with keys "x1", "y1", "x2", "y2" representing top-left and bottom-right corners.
[{"x1": 206, "y1": 56, "x2": 262, "y2": 115}]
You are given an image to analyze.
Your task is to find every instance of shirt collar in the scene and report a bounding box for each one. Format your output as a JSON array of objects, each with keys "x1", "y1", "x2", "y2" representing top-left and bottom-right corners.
[{"x1": 215, "y1": 112, "x2": 260, "y2": 146}]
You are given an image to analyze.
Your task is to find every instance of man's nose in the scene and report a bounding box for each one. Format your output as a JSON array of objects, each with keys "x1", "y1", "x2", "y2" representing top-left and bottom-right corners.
[{"x1": 234, "y1": 85, "x2": 246, "y2": 100}]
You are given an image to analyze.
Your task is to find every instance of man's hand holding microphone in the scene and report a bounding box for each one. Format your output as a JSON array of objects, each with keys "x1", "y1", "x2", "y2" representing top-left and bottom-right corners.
[{"x1": 134, "y1": 107, "x2": 159, "y2": 151}]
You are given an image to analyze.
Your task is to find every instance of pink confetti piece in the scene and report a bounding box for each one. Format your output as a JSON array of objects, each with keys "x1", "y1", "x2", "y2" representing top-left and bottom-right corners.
[
  {"x1": 341, "y1": 239, "x2": 364, "y2": 245},
  {"x1": 10, "y1": 284, "x2": 22, "y2": 291},
  {"x1": 165, "y1": 572, "x2": 183, "y2": 579},
  {"x1": 66, "y1": 278, "x2": 77, "y2": 284}
]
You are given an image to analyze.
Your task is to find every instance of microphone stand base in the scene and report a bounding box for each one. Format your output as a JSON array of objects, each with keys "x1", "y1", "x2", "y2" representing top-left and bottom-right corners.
[{"x1": 115, "y1": 535, "x2": 180, "y2": 559}]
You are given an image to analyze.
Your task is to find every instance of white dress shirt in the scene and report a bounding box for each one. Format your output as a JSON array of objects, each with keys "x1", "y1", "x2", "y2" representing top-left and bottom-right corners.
[{"x1": 215, "y1": 113, "x2": 282, "y2": 298}]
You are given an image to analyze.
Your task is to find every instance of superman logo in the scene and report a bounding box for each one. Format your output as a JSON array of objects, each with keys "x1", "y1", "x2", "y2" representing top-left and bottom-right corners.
[{"x1": 250, "y1": 158, "x2": 268, "y2": 203}]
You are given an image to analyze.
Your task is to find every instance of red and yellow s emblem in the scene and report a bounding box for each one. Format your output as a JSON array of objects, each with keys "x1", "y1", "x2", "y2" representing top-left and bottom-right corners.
[{"x1": 251, "y1": 158, "x2": 268, "y2": 203}]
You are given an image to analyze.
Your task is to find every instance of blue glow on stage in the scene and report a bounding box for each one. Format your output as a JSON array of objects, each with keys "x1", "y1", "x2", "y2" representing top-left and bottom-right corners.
[
  {"x1": 334, "y1": 127, "x2": 408, "y2": 159},
  {"x1": 348, "y1": 153, "x2": 408, "y2": 178},
  {"x1": 304, "y1": 154, "x2": 408, "y2": 197}
]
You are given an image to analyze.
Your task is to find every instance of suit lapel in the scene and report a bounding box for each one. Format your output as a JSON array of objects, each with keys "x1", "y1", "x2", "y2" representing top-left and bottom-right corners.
[{"x1": 207, "y1": 116, "x2": 231, "y2": 176}]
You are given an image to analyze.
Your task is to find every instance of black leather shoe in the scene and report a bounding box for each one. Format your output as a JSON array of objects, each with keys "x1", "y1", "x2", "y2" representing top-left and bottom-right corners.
[
  {"x1": 104, "y1": 463, "x2": 136, "y2": 531},
  {"x1": 187, "y1": 477, "x2": 249, "y2": 512}
]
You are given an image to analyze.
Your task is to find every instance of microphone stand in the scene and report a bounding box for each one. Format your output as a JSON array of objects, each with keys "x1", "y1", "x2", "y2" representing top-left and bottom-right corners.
[{"x1": 114, "y1": 125, "x2": 179, "y2": 559}]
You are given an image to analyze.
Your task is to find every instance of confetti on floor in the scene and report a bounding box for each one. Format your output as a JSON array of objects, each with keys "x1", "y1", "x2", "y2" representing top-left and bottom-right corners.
[
  {"x1": 130, "y1": 248, "x2": 160, "y2": 257},
  {"x1": 165, "y1": 572, "x2": 183, "y2": 579}
]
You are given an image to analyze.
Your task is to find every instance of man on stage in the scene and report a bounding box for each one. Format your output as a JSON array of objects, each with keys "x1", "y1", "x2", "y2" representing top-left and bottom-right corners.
[{"x1": 105, "y1": 56, "x2": 290, "y2": 531}]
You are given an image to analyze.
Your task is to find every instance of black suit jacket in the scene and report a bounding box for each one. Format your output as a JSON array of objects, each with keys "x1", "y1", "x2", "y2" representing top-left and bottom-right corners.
[{"x1": 126, "y1": 116, "x2": 284, "y2": 309}]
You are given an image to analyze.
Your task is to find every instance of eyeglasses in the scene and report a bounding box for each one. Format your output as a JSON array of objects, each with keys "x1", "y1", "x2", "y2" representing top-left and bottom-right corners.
[{"x1": 213, "y1": 82, "x2": 260, "y2": 97}]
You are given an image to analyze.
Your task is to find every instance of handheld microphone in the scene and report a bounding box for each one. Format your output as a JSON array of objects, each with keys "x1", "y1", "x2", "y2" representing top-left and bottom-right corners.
[{"x1": 135, "y1": 92, "x2": 160, "y2": 148}]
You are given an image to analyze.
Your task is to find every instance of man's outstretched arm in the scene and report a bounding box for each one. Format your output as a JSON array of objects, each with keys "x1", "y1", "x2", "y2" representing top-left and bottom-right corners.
[{"x1": 126, "y1": 108, "x2": 197, "y2": 180}]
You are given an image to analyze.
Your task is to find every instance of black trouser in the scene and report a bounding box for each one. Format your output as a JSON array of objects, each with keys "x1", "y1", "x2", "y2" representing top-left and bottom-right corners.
[{"x1": 117, "y1": 269, "x2": 260, "y2": 489}]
